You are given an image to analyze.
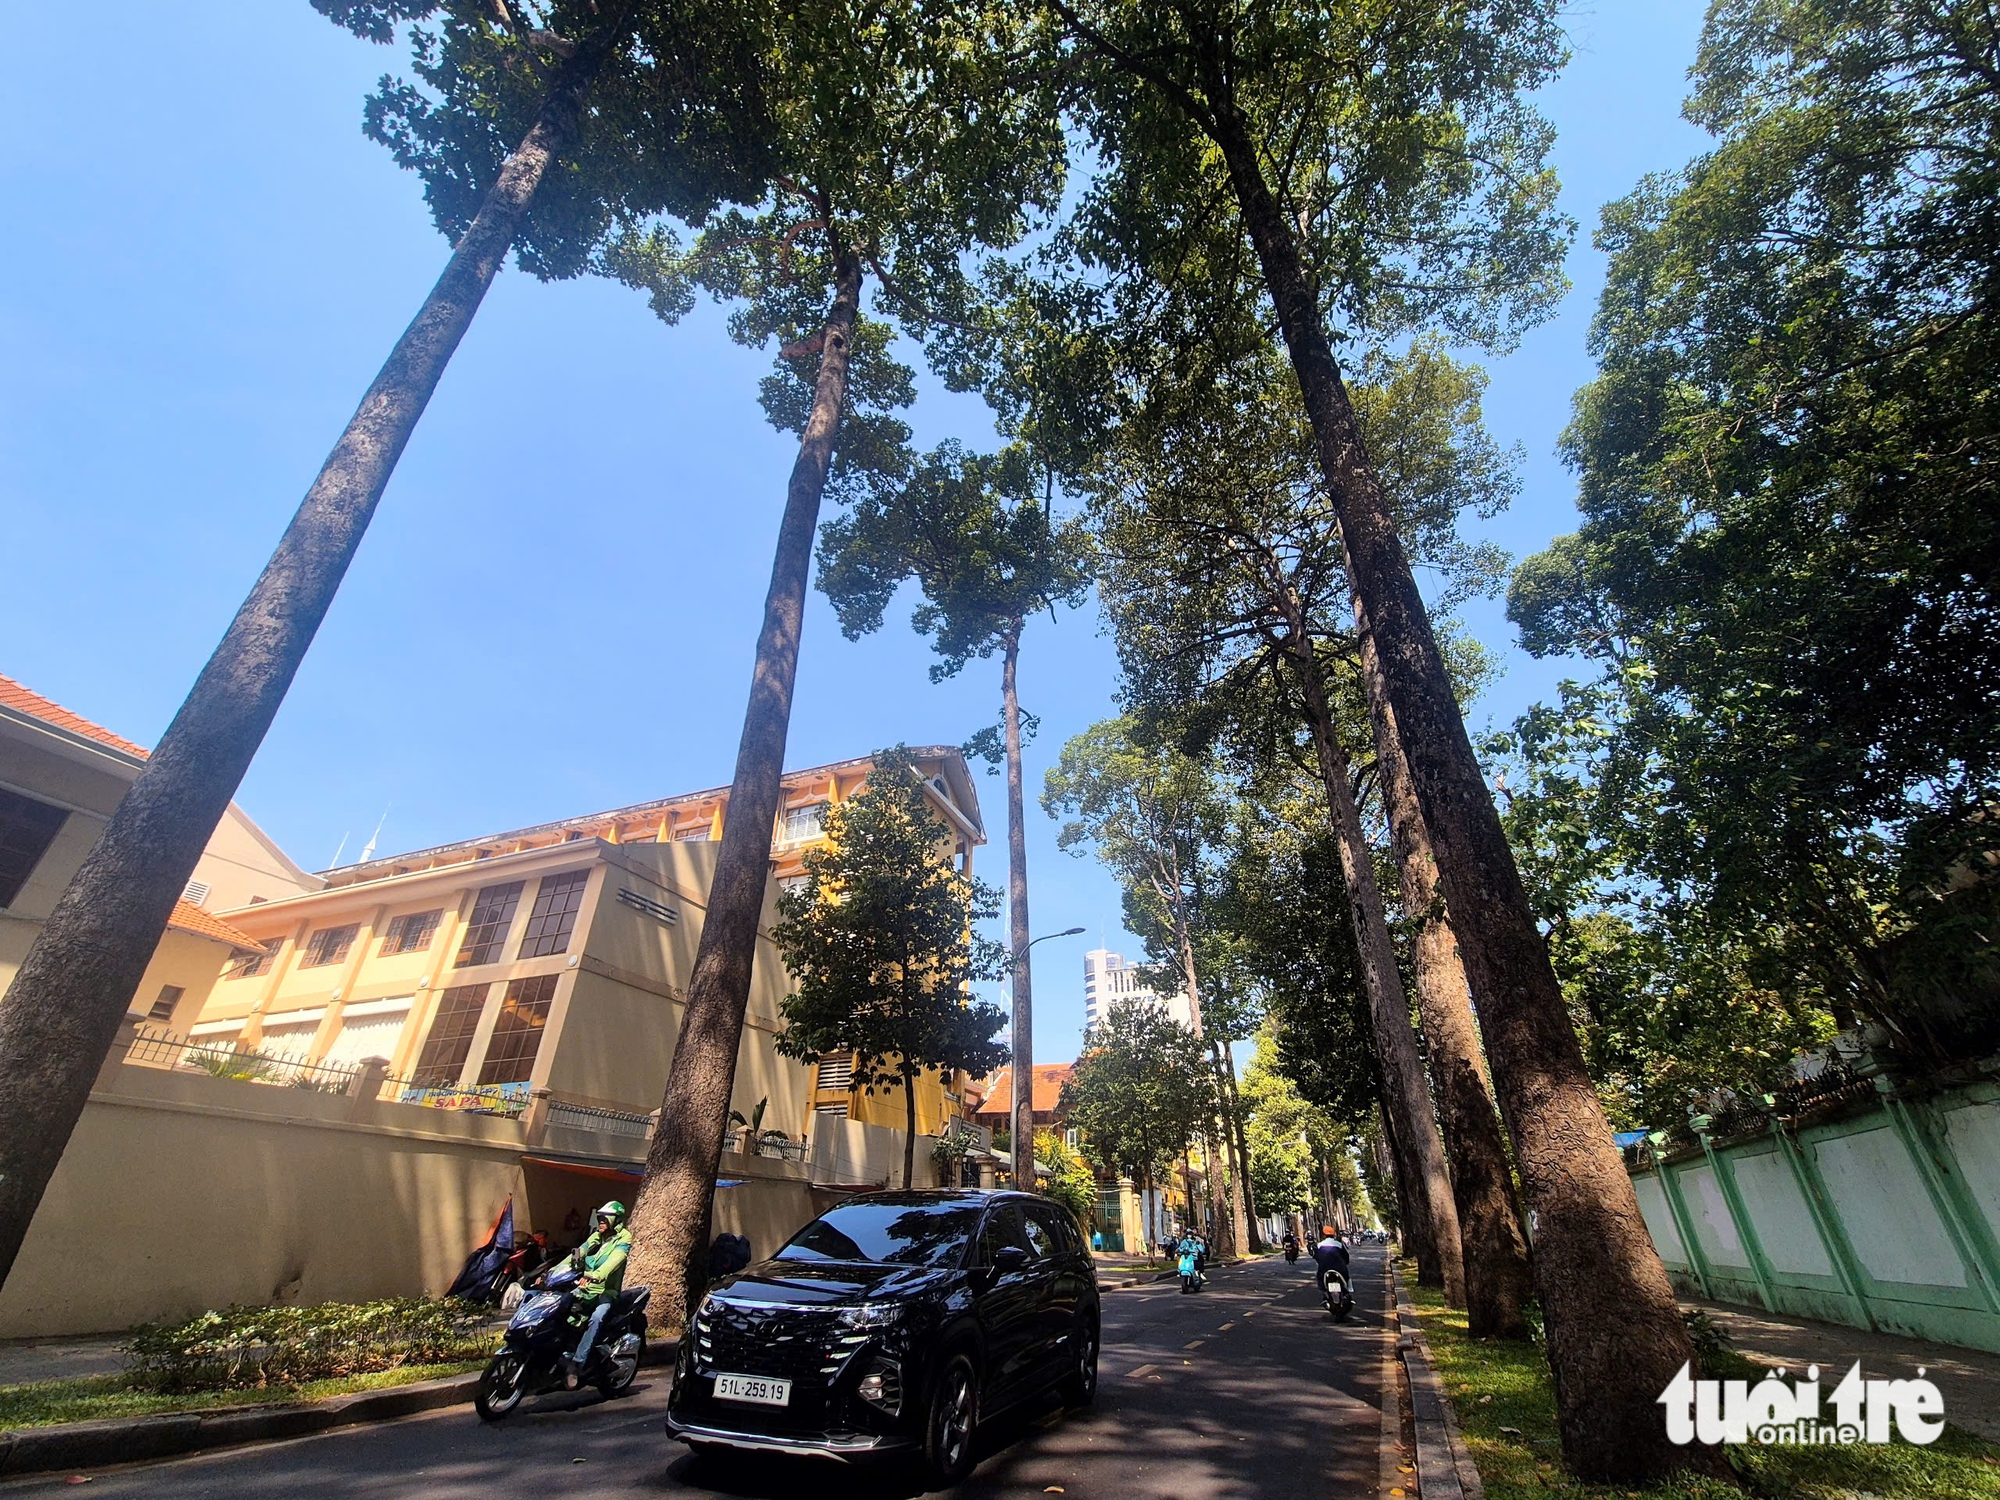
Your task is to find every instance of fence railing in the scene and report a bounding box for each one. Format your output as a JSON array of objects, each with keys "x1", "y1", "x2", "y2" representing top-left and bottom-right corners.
[
  {"x1": 128, "y1": 1028, "x2": 364, "y2": 1095},
  {"x1": 547, "y1": 1100, "x2": 654, "y2": 1139},
  {"x1": 724, "y1": 1129, "x2": 809, "y2": 1162}
]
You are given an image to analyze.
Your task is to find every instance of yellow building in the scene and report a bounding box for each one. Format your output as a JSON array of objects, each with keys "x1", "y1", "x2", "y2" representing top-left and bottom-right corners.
[
  {"x1": 180, "y1": 747, "x2": 989, "y2": 1165},
  {"x1": 0, "y1": 671, "x2": 320, "y2": 1033}
]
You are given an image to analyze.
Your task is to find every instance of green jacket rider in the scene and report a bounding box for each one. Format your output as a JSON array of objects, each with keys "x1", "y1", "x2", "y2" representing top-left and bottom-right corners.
[{"x1": 563, "y1": 1200, "x2": 632, "y2": 1382}]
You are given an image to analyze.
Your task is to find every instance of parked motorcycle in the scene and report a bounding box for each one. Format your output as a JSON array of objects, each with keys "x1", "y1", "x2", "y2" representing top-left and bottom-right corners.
[
  {"x1": 474, "y1": 1263, "x2": 649, "y2": 1419},
  {"x1": 1318, "y1": 1265, "x2": 1354, "y2": 1322}
]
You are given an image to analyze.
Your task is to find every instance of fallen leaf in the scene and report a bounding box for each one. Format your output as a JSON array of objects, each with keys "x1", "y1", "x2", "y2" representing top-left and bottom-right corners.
[
  {"x1": 571, "y1": 1458, "x2": 587, "y2": 1465},
  {"x1": 1044, "y1": 1489, "x2": 1065, "y2": 1494},
  {"x1": 1399, "y1": 1466, "x2": 1414, "y2": 1474}
]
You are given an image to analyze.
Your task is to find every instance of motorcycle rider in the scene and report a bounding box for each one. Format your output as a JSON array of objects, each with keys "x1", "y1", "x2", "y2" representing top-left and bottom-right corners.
[
  {"x1": 1313, "y1": 1226, "x2": 1350, "y2": 1300},
  {"x1": 1281, "y1": 1228, "x2": 1300, "y2": 1261},
  {"x1": 1175, "y1": 1228, "x2": 1206, "y2": 1289},
  {"x1": 560, "y1": 1200, "x2": 633, "y2": 1387}
]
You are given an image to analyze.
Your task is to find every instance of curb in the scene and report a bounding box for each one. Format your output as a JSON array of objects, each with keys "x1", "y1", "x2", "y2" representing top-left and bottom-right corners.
[
  {"x1": 1389, "y1": 1270, "x2": 1483, "y2": 1500},
  {"x1": 0, "y1": 1338, "x2": 679, "y2": 1480}
]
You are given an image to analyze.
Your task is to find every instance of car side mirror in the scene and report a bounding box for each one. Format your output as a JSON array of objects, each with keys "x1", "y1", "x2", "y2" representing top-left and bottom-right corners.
[{"x1": 992, "y1": 1245, "x2": 1031, "y2": 1275}]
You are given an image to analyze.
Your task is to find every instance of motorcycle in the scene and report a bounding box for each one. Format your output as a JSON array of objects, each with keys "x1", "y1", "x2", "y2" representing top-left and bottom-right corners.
[
  {"x1": 1178, "y1": 1248, "x2": 1205, "y2": 1293},
  {"x1": 1318, "y1": 1265, "x2": 1354, "y2": 1322},
  {"x1": 1283, "y1": 1242, "x2": 1299, "y2": 1264},
  {"x1": 474, "y1": 1263, "x2": 650, "y2": 1419}
]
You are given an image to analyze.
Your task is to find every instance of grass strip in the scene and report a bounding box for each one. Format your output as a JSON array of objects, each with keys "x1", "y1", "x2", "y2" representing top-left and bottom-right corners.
[
  {"x1": 0, "y1": 1360, "x2": 484, "y2": 1431},
  {"x1": 1398, "y1": 1264, "x2": 2000, "y2": 1500}
]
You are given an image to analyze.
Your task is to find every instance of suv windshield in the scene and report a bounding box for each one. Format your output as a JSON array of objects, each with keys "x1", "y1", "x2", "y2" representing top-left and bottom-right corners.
[{"x1": 777, "y1": 1200, "x2": 983, "y2": 1267}]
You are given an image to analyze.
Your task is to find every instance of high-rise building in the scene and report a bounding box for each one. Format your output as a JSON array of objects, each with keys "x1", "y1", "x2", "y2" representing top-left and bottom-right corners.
[{"x1": 1082, "y1": 947, "x2": 1192, "y2": 1032}]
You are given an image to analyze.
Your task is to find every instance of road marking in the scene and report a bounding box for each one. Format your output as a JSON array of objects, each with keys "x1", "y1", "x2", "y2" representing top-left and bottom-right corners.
[
  {"x1": 1218, "y1": 1321, "x2": 1235, "y2": 1330},
  {"x1": 1125, "y1": 1364, "x2": 1159, "y2": 1378},
  {"x1": 1242, "y1": 1309, "x2": 1258, "y2": 1317},
  {"x1": 1184, "y1": 1340, "x2": 1204, "y2": 1350}
]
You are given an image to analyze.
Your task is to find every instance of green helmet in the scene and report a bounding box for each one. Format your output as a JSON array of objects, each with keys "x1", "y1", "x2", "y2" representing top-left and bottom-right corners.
[{"x1": 595, "y1": 1200, "x2": 626, "y2": 1227}]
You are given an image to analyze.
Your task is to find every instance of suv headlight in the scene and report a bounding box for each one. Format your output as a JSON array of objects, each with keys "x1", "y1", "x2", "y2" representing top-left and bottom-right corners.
[{"x1": 840, "y1": 1302, "x2": 906, "y2": 1330}]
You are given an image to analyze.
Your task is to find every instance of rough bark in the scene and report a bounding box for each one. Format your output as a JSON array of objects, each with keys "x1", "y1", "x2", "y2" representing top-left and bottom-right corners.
[
  {"x1": 0, "y1": 26, "x2": 621, "y2": 1291},
  {"x1": 1279, "y1": 625, "x2": 1465, "y2": 1307},
  {"x1": 1002, "y1": 631, "x2": 1035, "y2": 1185},
  {"x1": 902, "y1": 1060, "x2": 918, "y2": 1190},
  {"x1": 1206, "y1": 98, "x2": 1710, "y2": 1482},
  {"x1": 1219, "y1": 1037, "x2": 1263, "y2": 1251},
  {"x1": 1360, "y1": 627, "x2": 1535, "y2": 1336},
  {"x1": 1377, "y1": 1090, "x2": 1435, "y2": 1282},
  {"x1": 625, "y1": 246, "x2": 864, "y2": 1333}
]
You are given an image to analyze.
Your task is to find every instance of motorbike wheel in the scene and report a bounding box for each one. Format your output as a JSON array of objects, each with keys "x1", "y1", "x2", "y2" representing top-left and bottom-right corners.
[
  {"x1": 474, "y1": 1353, "x2": 527, "y2": 1421},
  {"x1": 596, "y1": 1328, "x2": 645, "y2": 1397}
]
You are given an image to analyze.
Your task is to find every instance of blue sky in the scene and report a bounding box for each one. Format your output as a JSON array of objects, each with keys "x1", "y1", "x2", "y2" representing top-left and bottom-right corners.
[{"x1": 1, "y1": 2, "x2": 1709, "y2": 1068}]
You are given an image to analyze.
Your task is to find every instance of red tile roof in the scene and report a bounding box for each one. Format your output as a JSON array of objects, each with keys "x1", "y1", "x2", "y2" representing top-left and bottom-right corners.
[
  {"x1": 974, "y1": 1063, "x2": 1075, "y2": 1119},
  {"x1": 166, "y1": 900, "x2": 261, "y2": 950},
  {"x1": 0, "y1": 672, "x2": 148, "y2": 759}
]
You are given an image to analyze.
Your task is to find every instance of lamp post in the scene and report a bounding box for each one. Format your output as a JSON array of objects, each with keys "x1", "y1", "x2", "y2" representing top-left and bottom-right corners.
[{"x1": 1008, "y1": 926, "x2": 1085, "y2": 1185}]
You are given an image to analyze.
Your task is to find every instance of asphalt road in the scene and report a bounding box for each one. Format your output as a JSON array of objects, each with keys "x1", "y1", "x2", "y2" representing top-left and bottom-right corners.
[{"x1": 6, "y1": 1247, "x2": 1394, "y2": 1500}]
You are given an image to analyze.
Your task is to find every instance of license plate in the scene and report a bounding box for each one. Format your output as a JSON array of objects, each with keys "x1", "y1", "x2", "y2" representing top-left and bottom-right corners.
[{"x1": 713, "y1": 1373, "x2": 791, "y2": 1407}]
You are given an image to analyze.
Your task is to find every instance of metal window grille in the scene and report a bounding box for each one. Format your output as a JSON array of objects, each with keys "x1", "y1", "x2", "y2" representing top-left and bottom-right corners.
[
  {"x1": 547, "y1": 1100, "x2": 654, "y2": 1139},
  {"x1": 455, "y1": 881, "x2": 524, "y2": 967},
  {"x1": 616, "y1": 887, "x2": 678, "y2": 925},
  {"x1": 380, "y1": 908, "x2": 442, "y2": 956},
  {"x1": 0, "y1": 786, "x2": 67, "y2": 910},
  {"x1": 410, "y1": 984, "x2": 488, "y2": 1087},
  {"x1": 148, "y1": 985, "x2": 185, "y2": 1023},
  {"x1": 476, "y1": 973, "x2": 558, "y2": 1086},
  {"x1": 517, "y1": 871, "x2": 589, "y2": 959},
  {"x1": 299, "y1": 924, "x2": 358, "y2": 969}
]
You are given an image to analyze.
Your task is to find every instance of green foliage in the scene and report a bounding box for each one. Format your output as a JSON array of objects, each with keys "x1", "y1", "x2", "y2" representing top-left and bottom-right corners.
[
  {"x1": 1404, "y1": 1269, "x2": 2000, "y2": 1500},
  {"x1": 771, "y1": 748, "x2": 1009, "y2": 1110},
  {"x1": 1033, "y1": 1129, "x2": 1098, "y2": 1222},
  {"x1": 1060, "y1": 998, "x2": 1214, "y2": 1187},
  {"x1": 129, "y1": 1298, "x2": 491, "y2": 1392},
  {"x1": 328, "y1": 0, "x2": 777, "y2": 280},
  {"x1": 1510, "y1": 0, "x2": 2000, "y2": 1061},
  {"x1": 0, "y1": 1363, "x2": 486, "y2": 1431},
  {"x1": 1236, "y1": 1033, "x2": 1350, "y2": 1219}
]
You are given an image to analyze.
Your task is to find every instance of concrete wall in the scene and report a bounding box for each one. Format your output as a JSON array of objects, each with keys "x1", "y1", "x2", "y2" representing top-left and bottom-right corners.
[
  {"x1": 0, "y1": 1055, "x2": 825, "y2": 1338},
  {"x1": 1630, "y1": 1078, "x2": 2000, "y2": 1353},
  {"x1": 806, "y1": 1117, "x2": 944, "y2": 1191}
]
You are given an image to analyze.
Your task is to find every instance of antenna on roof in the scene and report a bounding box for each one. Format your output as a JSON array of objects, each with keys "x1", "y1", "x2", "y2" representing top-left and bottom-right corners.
[
  {"x1": 328, "y1": 831, "x2": 350, "y2": 868},
  {"x1": 358, "y1": 807, "x2": 390, "y2": 865}
]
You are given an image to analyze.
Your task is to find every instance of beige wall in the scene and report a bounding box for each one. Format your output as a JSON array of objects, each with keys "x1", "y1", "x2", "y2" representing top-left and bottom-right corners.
[
  {"x1": 188, "y1": 806, "x2": 319, "y2": 911},
  {"x1": 128, "y1": 929, "x2": 235, "y2": 1035}
]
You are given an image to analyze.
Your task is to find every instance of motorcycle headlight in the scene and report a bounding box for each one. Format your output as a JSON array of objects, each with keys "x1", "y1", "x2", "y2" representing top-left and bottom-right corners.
[{"x1": 840, "y1": 1302, "x2": 906, "y2": 1330}]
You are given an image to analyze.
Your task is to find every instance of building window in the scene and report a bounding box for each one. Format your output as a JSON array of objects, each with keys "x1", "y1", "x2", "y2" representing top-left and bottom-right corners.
[
  {"x1": 228, "y1": 945, "x2": 273, "y2": 979},
  {"x1": 517, "y1": 871, "x2": 588, "y2": 959},
  {"x1": 411, "y1": 984, "x2": 488, "y2": 1088},
  {"x1": 777, "y1": 874, "x2": 810, "y2": 899},
  {"x1": 814, "y1": 1101, "x2": 851, "y2": 1119},
  {"x1": 816, "y1": 1053, "x2": 855, "y2": 1092},
  {"x1": 673, "y1": 824, "x2": 709, "y2": 842},
  {"x1": 147, "y1": 985, "x2": 184, "y2": 1024},
  {"x1": 456, "y1": 881, "x2": 524, "y2": 967},
  {"x1": 380, "y1": 909, "x2": 442, "y2": 956},
  {"x1": 299, "y1": 924, "x2": 358, "y2": 969},
  {"x1": 0, "y1": 787, "x2": 67, "y2": 910},
  {"x1": 477, "y1": 974, "x2": 558, "y2": 1086},
  {"x1": 780, "y1": 802, "x2": 826, "y2": 844}
]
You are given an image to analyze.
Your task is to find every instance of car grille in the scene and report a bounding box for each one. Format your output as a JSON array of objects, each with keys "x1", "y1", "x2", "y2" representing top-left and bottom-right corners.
[{"x1": 692, "y1": 1298, "x2": 867, "y2": 1383}]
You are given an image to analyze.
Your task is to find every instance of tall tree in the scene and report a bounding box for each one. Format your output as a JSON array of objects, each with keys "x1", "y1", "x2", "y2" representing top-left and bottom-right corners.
[
  {"x1": 0, "y1": 0, "x2": 772, "y2": 1289},
  {"x1": 770, "y1": 750, "x2": 1009, "y2": 1189},
  {"x1": 1043, "y1": 1, "x2": 1705, "y2": 1471},
  {"x1": 607, "y1": 0, "x2": 1067, "y2": 1330},
  {"x1": 1092, "y1": 346, "x2": 1542, "y2": 1321},
  {"x1": 1514, "y1": 0, "x2": 2000, "y2": 1064},
  {"x1": 815, "y1": 440, "x2": 1091, "y2": 1195},
  {"x1": 1062, "y1": 996, "x2": 1216, "y2": 1253}
]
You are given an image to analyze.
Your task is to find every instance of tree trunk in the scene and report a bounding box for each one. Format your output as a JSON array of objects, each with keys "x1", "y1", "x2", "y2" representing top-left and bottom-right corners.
[
  {"x1": 1281, "y1": 633, "x2": 1465, "y2": 1307},
  {"x1": 1002, "y1": 631, "x2": 1035, "y2": 1184},
  {"x1": 1212, "y1": 1040, "x2": 1255, "y2": 1254},
  {"x1": 1219, "y1": 1038, "x2": 1263, "y2": 1251},
  {"x1": 625, "y1": 245, "x2": 864, "y2": 1334},
  {"x1": 1361, "y1": 628, "x2": 1534, "y2": 1337},
  {"x1": 1207, "y1": 99, "x2": 1708, "y2": 1483},
  {"x1": 1377, "y1": 1097, "x2": 1431, "y2": 1279},
  {"x1": 0, "y1": 26, "x2": 623, "y2": 1290},
  {"x1": 902, "y1": 1061, "x2": 918, "y2": 1190}
]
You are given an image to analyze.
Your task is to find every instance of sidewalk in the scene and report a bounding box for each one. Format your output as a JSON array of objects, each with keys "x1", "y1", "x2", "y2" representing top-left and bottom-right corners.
[
  {"x1": 0, "y1": 1334, "x2": 128, "y2": 1387},
  {"x1": 1687, "y1": 1297, "x2": 2000, "y2": 1442}
]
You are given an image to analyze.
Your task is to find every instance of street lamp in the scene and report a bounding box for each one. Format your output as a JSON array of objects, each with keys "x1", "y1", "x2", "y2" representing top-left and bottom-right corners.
[{"x1": 1008, "y1": 926, "x2": 1086, "y2": 1185}]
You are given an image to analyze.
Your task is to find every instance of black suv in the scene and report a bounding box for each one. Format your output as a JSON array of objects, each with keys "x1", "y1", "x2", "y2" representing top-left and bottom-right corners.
[{"x1": 667, "y1": 1189, "x2": 1100, "y2": 1483}]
